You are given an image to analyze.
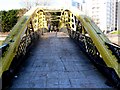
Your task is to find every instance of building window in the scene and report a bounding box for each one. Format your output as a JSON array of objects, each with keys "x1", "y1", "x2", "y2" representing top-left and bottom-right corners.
[{"x1": 92, "y1": 7, "x2": 95, "y2": 9}]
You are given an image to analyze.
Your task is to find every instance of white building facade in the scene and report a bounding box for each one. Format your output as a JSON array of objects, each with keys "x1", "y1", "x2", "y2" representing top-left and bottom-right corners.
[
  {"x1": 89, "y1": 0, "x2": 116, "y2": 33},
  {"x1": 115, "y1": 0, "x2": 120, "y2": 30},
  {"x1": 71, "y1": 0, "x2": 83, "y2": 11},
  {"x1": 118, "y1": 0, "x2": 120, "y2": 30},
  {"x1": 71, "y1": 0, "x2": 116, "y2": 32}
]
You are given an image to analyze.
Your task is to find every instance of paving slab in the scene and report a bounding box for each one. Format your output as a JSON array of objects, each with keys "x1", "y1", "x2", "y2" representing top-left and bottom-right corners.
[{"x1": 10, "y1": 32, "x2": 112, "y2": 88}]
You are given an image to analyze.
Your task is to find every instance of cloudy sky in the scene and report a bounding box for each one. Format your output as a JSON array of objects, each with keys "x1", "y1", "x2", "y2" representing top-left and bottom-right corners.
[
  {"x1": 0, "y1": 0, "x2": 22, "y2": 10},
  {"x1": 0, "y1": 0, "x2": 86, "y2": 11},
  {"x1": 0, "y1": 0, "x2": 114, "y2": 11}
]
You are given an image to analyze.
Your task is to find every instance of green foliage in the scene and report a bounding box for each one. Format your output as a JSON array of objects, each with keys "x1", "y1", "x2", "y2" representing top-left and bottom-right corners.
[
  {"x1": 0, "y1": 10, "x2": 19, "y2": 32},
  {"x1": 110, "y1": 30, "x2": 120, "y2": 34}
]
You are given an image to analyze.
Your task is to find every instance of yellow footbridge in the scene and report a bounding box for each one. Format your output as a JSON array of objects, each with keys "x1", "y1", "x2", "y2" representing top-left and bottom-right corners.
[{"x1": 0, "y1": 6, "x2": 120, "y2": 88}]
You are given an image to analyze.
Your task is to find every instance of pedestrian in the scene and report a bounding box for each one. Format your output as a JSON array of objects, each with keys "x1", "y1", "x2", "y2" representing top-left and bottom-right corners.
[
  {"x1": 57, "y1": 27, "x2": 59, "y2": 32},
  {"x1": 51, "y1": 25, "x2": 53, "y2": 32},
  {"x1": 48, "y1": 23, "x2": 51, "y2": 32},
  {"x1": 54, "y1": 26, "x2": 57, "y2": 32}
]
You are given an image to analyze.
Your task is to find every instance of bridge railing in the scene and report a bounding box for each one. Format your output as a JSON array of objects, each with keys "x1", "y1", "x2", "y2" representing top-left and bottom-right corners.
[
  {"x1": 0, "y1": 7, "x2": 47, "y2": 77},
  {"x1": 60, "y1": 8, "x2": 120, "y2": 87},
  {"x1": 105, "y1": 42, "x2": 120, "y2": 62},
  {"x1": 0, "y1": 44, "x2": 9, "y2": 57}
]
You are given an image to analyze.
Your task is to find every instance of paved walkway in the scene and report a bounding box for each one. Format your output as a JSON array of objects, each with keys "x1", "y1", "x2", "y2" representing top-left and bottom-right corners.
[{"x1": 10, "y1": 32, "x2": 111, "y2": 88}]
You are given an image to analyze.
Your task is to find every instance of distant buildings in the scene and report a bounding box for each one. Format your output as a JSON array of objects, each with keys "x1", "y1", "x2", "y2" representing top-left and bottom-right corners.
[
  {"x1": 89, "y1": 0, "x2": 115, "y2": 33},
  {"x1": 115, "y1": 0, "x2": 118, "y2": 30},
  {"x1": 72, "y1": 0, "x2": 83, "y2": 11},
  {"x1": 118, "y1": 0, "x2": 120, "y2": 30},
  {"x1": 115, "y1": 0, "x2": 120, "y2": 30},
  {"x1": 72, "y1": 0, "x2": 118, "y2": 33}
]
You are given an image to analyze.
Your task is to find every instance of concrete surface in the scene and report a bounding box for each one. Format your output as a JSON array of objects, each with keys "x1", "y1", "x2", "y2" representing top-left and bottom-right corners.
[{"x1": 10, "y1": 32, "x2": 111, "y2": 88}]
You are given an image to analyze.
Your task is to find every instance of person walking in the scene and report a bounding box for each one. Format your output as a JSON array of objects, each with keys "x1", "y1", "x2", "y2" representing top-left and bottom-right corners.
[{"x1": 48, "y1": 23, "x2": 51, "y2": 32}]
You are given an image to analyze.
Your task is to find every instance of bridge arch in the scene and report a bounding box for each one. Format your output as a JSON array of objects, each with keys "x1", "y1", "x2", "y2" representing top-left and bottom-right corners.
[{"x1": 0, "y1": 6, "x2": 120, "y2": 88}]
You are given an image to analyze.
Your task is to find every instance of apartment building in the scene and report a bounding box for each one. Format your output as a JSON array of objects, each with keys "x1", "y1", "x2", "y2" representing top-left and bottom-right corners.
[
  {"x1": 115, "y1": 0, "x2": 120, "y2": 30},
  {"x1": 72, "y1": 0, "x2": 83, "y2": 10},
  {"x1": 90, "y1": 0, "x2": 115, "y2": 33},
  {"x1": 71, "y1": 0, "x2": 116, "y2": 32},
  {"x1": 118, "y1": 0, "x2": 120, "y2": 30}
]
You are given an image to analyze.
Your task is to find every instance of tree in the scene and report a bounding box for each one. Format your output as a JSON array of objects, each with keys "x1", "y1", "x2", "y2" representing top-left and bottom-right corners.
[
  {"x1": 1, "y1": 10, "x2": 19, "y2": 32},
  {"x1": 0, "y1": 8, "x2": 28, "y2": 32},
  {"x1": 0, "y1": 11, "x2": 2, "y2": 32}
]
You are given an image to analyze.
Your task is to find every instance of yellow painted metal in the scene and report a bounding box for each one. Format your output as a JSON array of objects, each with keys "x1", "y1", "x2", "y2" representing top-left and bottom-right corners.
[
  {"x1": 0, "y1": 6, "x2": 119, "y2": 80},
  {"x1": 38, "y1": 11, "x2": 47, "y2": 29},
  {"x1": 32, "y1": 13, "x2": 38, "y2": 31},
  {"x1": 0, "y1": 7, "x2": 47, "y2": 77},
  {"x1": 65, "y1": 8, "x2": 119, "y2": 78},
  {"x1": 77, "y1": 15, "x2": 119, "y2": 76}
]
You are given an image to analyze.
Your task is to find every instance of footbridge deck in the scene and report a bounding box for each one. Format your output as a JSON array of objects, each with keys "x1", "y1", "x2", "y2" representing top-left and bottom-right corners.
[
  {"x1": 10, "y1": 32, "x2": 110, "y2": 88},
  {"x1": 1, "y1": 6, "x2": 120, "y2": 89}
]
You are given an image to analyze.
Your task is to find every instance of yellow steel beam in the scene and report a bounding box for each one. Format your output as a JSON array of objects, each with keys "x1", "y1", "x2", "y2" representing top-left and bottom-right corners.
[
  {"x1": 1, "y1": 6, "x2": 119, "y2": 80},
  {"x1": 0, "y1": 7, "x2": 47, "y2": 77},
  {"x1": 66, "y1": 8, "x2": 119, "y2": 78}
]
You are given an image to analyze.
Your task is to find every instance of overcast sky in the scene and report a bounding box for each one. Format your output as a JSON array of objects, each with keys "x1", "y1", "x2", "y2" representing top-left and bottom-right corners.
[
  {"x1": 0, "y1": 0, "x2": 22, "y2": 11},
  {"x1": 0, "y1": 0, "x2": 69, "y2": 11},
  {"x1": 0, "y1": 0, "x2": 116, "y2": 11},
  {"x1": 0, "y1": 0, "x2": 86, "y2": 11},
  {"x1": 0, "y1": 0, "x2": 23, "y2": 11}
]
